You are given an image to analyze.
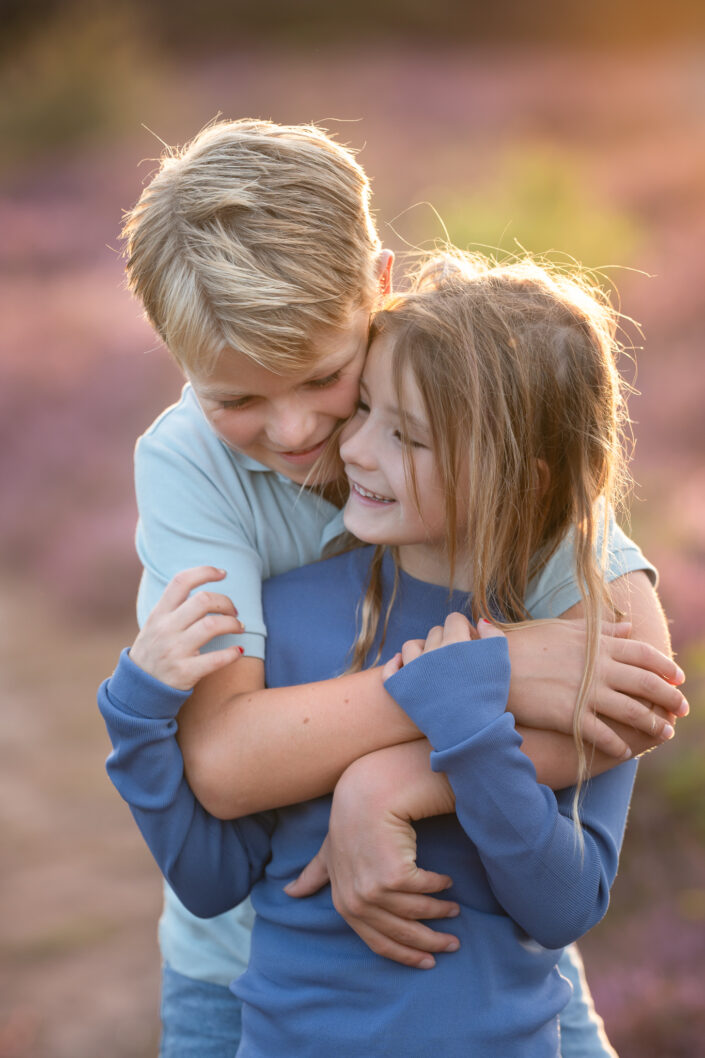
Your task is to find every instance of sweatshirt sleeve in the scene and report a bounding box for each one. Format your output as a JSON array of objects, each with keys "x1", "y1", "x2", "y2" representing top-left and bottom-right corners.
[
  {"x1": 384, "y1": 639, "x2": 637, "y2": 950},
  {"x1": 97, "y1": 650, "x2": 275, "y2": 918}
]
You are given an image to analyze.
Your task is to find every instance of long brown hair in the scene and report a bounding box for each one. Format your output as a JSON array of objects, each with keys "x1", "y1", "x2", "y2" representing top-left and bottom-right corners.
[{"x1": 347, "y1": 250, "x2": 632, "y2": 807}]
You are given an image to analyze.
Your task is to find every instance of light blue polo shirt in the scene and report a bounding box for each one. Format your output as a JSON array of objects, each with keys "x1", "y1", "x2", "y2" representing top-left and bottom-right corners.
[{"x1": 134, "y1": 383, "x2": 655, "y2": 987}]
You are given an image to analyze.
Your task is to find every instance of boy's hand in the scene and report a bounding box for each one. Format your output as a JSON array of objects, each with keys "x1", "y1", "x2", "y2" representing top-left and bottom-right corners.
[
  {"x1": 503, "y1": 619, "x2": 686, "y2": 758},
  {"x1": 129, "y1": 566, "x2": 245, "y2": 691},
  {"x1": 284, "y1": 742, "x2": 460, "y2": 969}
]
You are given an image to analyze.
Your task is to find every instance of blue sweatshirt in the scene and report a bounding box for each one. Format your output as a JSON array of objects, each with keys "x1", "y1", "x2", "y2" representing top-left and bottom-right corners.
[{"x1": 98, "y1": 546, "x2": 637, "y2": 1057}]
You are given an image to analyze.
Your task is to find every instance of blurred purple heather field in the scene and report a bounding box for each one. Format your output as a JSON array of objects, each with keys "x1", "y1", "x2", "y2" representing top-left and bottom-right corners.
[{"x1": 1, "y1": 7, "x2": 704, "y2": 1056}]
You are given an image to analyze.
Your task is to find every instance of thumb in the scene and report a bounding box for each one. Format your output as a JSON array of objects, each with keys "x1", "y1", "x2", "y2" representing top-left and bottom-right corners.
[
  {"x1": 382, "y1": 652, "x2": 403, "y2": 680},
  {"x1": 283, "y1": 847, "x2": 330, "y2": 898},
  {"x1": 476, "y1": 617, "x2": 506, "y2": 641}
]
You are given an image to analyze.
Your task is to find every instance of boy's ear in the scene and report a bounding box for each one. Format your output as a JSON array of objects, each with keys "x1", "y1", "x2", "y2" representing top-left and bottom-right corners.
[{"x1": 377, "y1": 249, "x2": 394, "y2": 295}]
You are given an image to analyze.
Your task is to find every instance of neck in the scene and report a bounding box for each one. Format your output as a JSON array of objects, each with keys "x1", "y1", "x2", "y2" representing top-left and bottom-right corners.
[{"x1": 397, "y1": 543, "x2": 472, "y2": 591}]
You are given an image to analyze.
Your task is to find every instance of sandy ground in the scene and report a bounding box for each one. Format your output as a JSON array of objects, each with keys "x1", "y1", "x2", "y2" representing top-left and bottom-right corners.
[{"x1": 0, "y1": 582, "x2": 162, "y2": 1058}]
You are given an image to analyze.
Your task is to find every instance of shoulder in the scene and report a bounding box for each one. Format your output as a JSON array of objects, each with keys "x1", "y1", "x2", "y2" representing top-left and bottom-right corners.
[
  {"x1": 134, "y1": 386, "x2": 260, "y2": 508},
  {"x1": 525, "y1": 508, "x2": 657, "y2": 619},
  {"x1": 136, "y1": 385, "x2": 226, "y2": 470}
]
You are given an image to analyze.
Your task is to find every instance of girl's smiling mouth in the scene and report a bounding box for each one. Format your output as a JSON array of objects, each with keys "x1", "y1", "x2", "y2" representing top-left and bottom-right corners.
[{"x1": 349, "y1": 480, "x2": 395, "y2": 505}]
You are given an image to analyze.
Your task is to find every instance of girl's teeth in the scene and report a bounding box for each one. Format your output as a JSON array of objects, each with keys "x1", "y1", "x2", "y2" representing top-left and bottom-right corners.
[{"x1": 354, "y1": 483, "x2": 393, "y2": 503}]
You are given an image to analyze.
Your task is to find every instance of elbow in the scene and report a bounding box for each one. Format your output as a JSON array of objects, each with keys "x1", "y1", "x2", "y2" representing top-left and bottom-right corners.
[
  {"x1": 182, "y1": 746, "x2": 248, "y2": 821},
  {"x1": 528, "y1": 897, "x2": 610, "y2": 951}
]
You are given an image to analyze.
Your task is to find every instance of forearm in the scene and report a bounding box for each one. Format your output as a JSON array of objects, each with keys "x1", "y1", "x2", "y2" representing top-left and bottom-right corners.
[
  {"x1": 179, "y1": 662, "x2": 422, "y2": 818},
  {"x1": 97, "y1": 651, "x2": 274, "y2": 916},
  {"x1": 385, "y1": 640, "x2": 637, "y2": 948}
]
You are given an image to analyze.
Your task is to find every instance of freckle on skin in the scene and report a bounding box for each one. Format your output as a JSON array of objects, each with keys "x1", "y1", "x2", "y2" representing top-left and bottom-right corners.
[{"x1": 303, "y1": 717, "x2": 310, "y2": 724}]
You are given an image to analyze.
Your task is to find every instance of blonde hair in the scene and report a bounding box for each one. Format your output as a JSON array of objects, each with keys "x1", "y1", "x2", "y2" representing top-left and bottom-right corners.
[
  {"x1": 348, "y1": 250, "x2": 631, "y2": 802},
  {"x1": 121, "y1": 119, "x2": 381, "y2": 373}
]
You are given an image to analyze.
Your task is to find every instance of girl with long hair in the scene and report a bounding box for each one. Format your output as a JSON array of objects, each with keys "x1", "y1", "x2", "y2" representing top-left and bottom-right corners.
[{"x1": 101, "y1": 250, "x2": 678, "y2": 1056}]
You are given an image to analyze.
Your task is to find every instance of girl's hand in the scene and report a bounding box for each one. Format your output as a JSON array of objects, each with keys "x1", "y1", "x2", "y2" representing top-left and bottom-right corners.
[
  {"x1": 383, "y1": 613, "x2": 504, "y2": 677},
  {"x1": 284, "y1": 741, "x2": 461, "y2": 970},
  {"x1": 129, "y1": 566, "x2": 245, "y2": 691}
]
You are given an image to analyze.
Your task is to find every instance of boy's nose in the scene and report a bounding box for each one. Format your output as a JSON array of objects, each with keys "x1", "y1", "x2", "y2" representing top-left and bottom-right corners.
[{"x1": 267, "y1": 405, "x2": 318, "y2": 451}]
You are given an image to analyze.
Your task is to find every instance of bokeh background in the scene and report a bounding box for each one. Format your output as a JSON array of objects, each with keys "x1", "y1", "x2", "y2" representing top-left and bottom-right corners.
[{"x1": 2, "y1": 2, "x2": 704, "y2": 1056}]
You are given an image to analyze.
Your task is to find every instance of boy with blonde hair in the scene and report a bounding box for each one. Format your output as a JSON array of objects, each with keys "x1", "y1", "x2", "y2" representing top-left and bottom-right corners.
[{"x1": 116, "y1": 118, "x2": 684, "y2": 1057}]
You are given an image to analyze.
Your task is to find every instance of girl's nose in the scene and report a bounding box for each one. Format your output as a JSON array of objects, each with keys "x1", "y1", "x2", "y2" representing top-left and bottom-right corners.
[{"x1": 340, "y1": 415, "x2": 377, "y2": 469}]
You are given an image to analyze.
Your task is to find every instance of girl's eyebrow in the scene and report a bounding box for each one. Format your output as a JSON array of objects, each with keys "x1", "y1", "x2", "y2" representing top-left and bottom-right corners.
[{"x1": 360, "y1": 379, "x2": 429, "y2": 436}]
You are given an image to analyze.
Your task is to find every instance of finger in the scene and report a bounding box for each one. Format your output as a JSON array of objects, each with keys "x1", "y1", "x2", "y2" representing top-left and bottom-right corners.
[
  {"x1": 401, "y1": 639, "x2": 425, "y2": 666},
  {"x1": 180, "y1": 615, "x2": 245, "y2": 654},
  {"x1": 365, "y1": 891, "x2": 460, "y2": 922},
  {"x1": 382, "y1": 653, "x2": 402, "y2": 680},
  {"x1": 441, "y1": 612, "x2": 474, "y2": 644},
  {"x1": 157, "y1": 567, "x2": 228, "y2": 614},
  {"x1": 605, "y1": 656, "x2": 688, "y2": 716},
  {"x1": 422, "y1": 625, "x2": 444, "y2": 652},
  {"x1": 336, "y1": 920, "x2": 440, "y2": 969},
  {"x1": 476, "y1": 617, "x2": 506, "y2": 640},
  {"x1": 601, "y1": 620, "x2": 632, "y2": 639},
  {"x1": 284, "y1": 852, "x2": 331, "y2": 898},
  {"x1": 176, "y1": 590, "x2": 241, "y2": 631},
  {"x1": 591, "y1": 689, "x2": 676, "y2": 742},
  {"x1": 184, "y1": 645, "x2": 245, "y2": 685},
  {"x1": 338, "y1": 905, "x2": 460, "y2": 957},
  {"x1": 579, "y1": 712, "x2": 632, "y2": 759},
  {"x1": 610, "y1": 638, "x2": 686, "y2": 687}
]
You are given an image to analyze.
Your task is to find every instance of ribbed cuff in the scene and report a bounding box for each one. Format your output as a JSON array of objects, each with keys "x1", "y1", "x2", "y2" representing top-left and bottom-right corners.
[
  {"x1": 384, "y1": 639, "x2": 511, "y2": 750},
  {"x1": 106, "y1": 648, "x2": 191, "y2": 720}
]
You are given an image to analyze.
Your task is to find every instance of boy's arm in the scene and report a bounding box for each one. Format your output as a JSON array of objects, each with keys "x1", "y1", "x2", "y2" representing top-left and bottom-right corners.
[
  {"x1": 520, "y1": 569, "x2": 679, "y2": 788},
  {"x1": 97, "y1": 649, "x2": 275, "y2": 918},
  {"x1": 285, "y1": 571, "x2": 684, "y2": 966},
  {"x1": 179, "y1": 571, "x2": 684, "y2": 817}
]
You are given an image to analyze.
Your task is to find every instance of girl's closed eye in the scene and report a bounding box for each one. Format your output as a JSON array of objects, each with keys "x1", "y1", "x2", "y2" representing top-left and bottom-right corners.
[{"x1": 394, "y1": 429, "x2": 426, "y2": 449}]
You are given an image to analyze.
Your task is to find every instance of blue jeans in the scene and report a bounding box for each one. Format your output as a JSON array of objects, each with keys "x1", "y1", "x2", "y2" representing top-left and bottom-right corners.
[{"x1": 159, "y1": 964, "x2": 242, "y2": 1058}]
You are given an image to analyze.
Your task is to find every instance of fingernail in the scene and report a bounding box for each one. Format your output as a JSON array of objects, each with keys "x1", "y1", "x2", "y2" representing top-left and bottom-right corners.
[
  {"x1": 675, "y1": 667, "x2": 685, "y2": 683},
  {"x1": 418, "y1": 957, "x2": 435, "y2": 970},
  {"x1": 621, "y1": 747, "x2": 632, "y2": 761},
  {"x1": 446, "y1": 906, "x2": 460, "y2": 918},
  {"x1": 445, "y1": 939, "x2": 460, "y2": 952},
  {"x1": 661, "y1": 723, "x2": 675, "y2": 741},
  {"x1": 679, "y1": 698, "x2": 690, "y2": 717},
  {"x1": 238, "y1": 646, "x2": 245, "y2": 654}
]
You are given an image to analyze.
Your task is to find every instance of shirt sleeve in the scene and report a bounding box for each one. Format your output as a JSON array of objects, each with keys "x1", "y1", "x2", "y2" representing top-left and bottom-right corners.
[
  {"x1": 384, "y1": 641, "x2": 637, "y2": 950},
  {"x1": 525, "y1": 510, "x2": 658, "y2": 619},
  {"x1": 97, "y1": 650, "x2": 275, "y2": 917},
  {"x1": 134, "y1": 425, "x2": 266, "y2": 659}
]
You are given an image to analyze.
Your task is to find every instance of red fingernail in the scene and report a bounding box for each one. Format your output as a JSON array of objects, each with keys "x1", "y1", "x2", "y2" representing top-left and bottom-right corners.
[{"x1": 238, "y1": 646, "x2": 245, "y2": 654}]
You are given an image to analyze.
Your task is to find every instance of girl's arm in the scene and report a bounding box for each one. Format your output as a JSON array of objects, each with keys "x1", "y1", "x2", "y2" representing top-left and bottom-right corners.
[
  {"x1": 381, "y1": 618, "x2": 638, "y2": 950},
  {"x1": 285, "y1": 569, "x2": 683, "y2": 966},
  {"x1": 177, "y1": 571, "x2": 684, "y2": 817},
  {"x1": 97, "y1": 649, "x2": 275, "y2": 919}
]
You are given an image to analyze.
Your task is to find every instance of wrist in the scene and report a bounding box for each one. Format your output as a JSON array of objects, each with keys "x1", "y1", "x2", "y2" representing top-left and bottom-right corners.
[{"x1": 109, "y1": 648, "x2": 191, "y2": 720}]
